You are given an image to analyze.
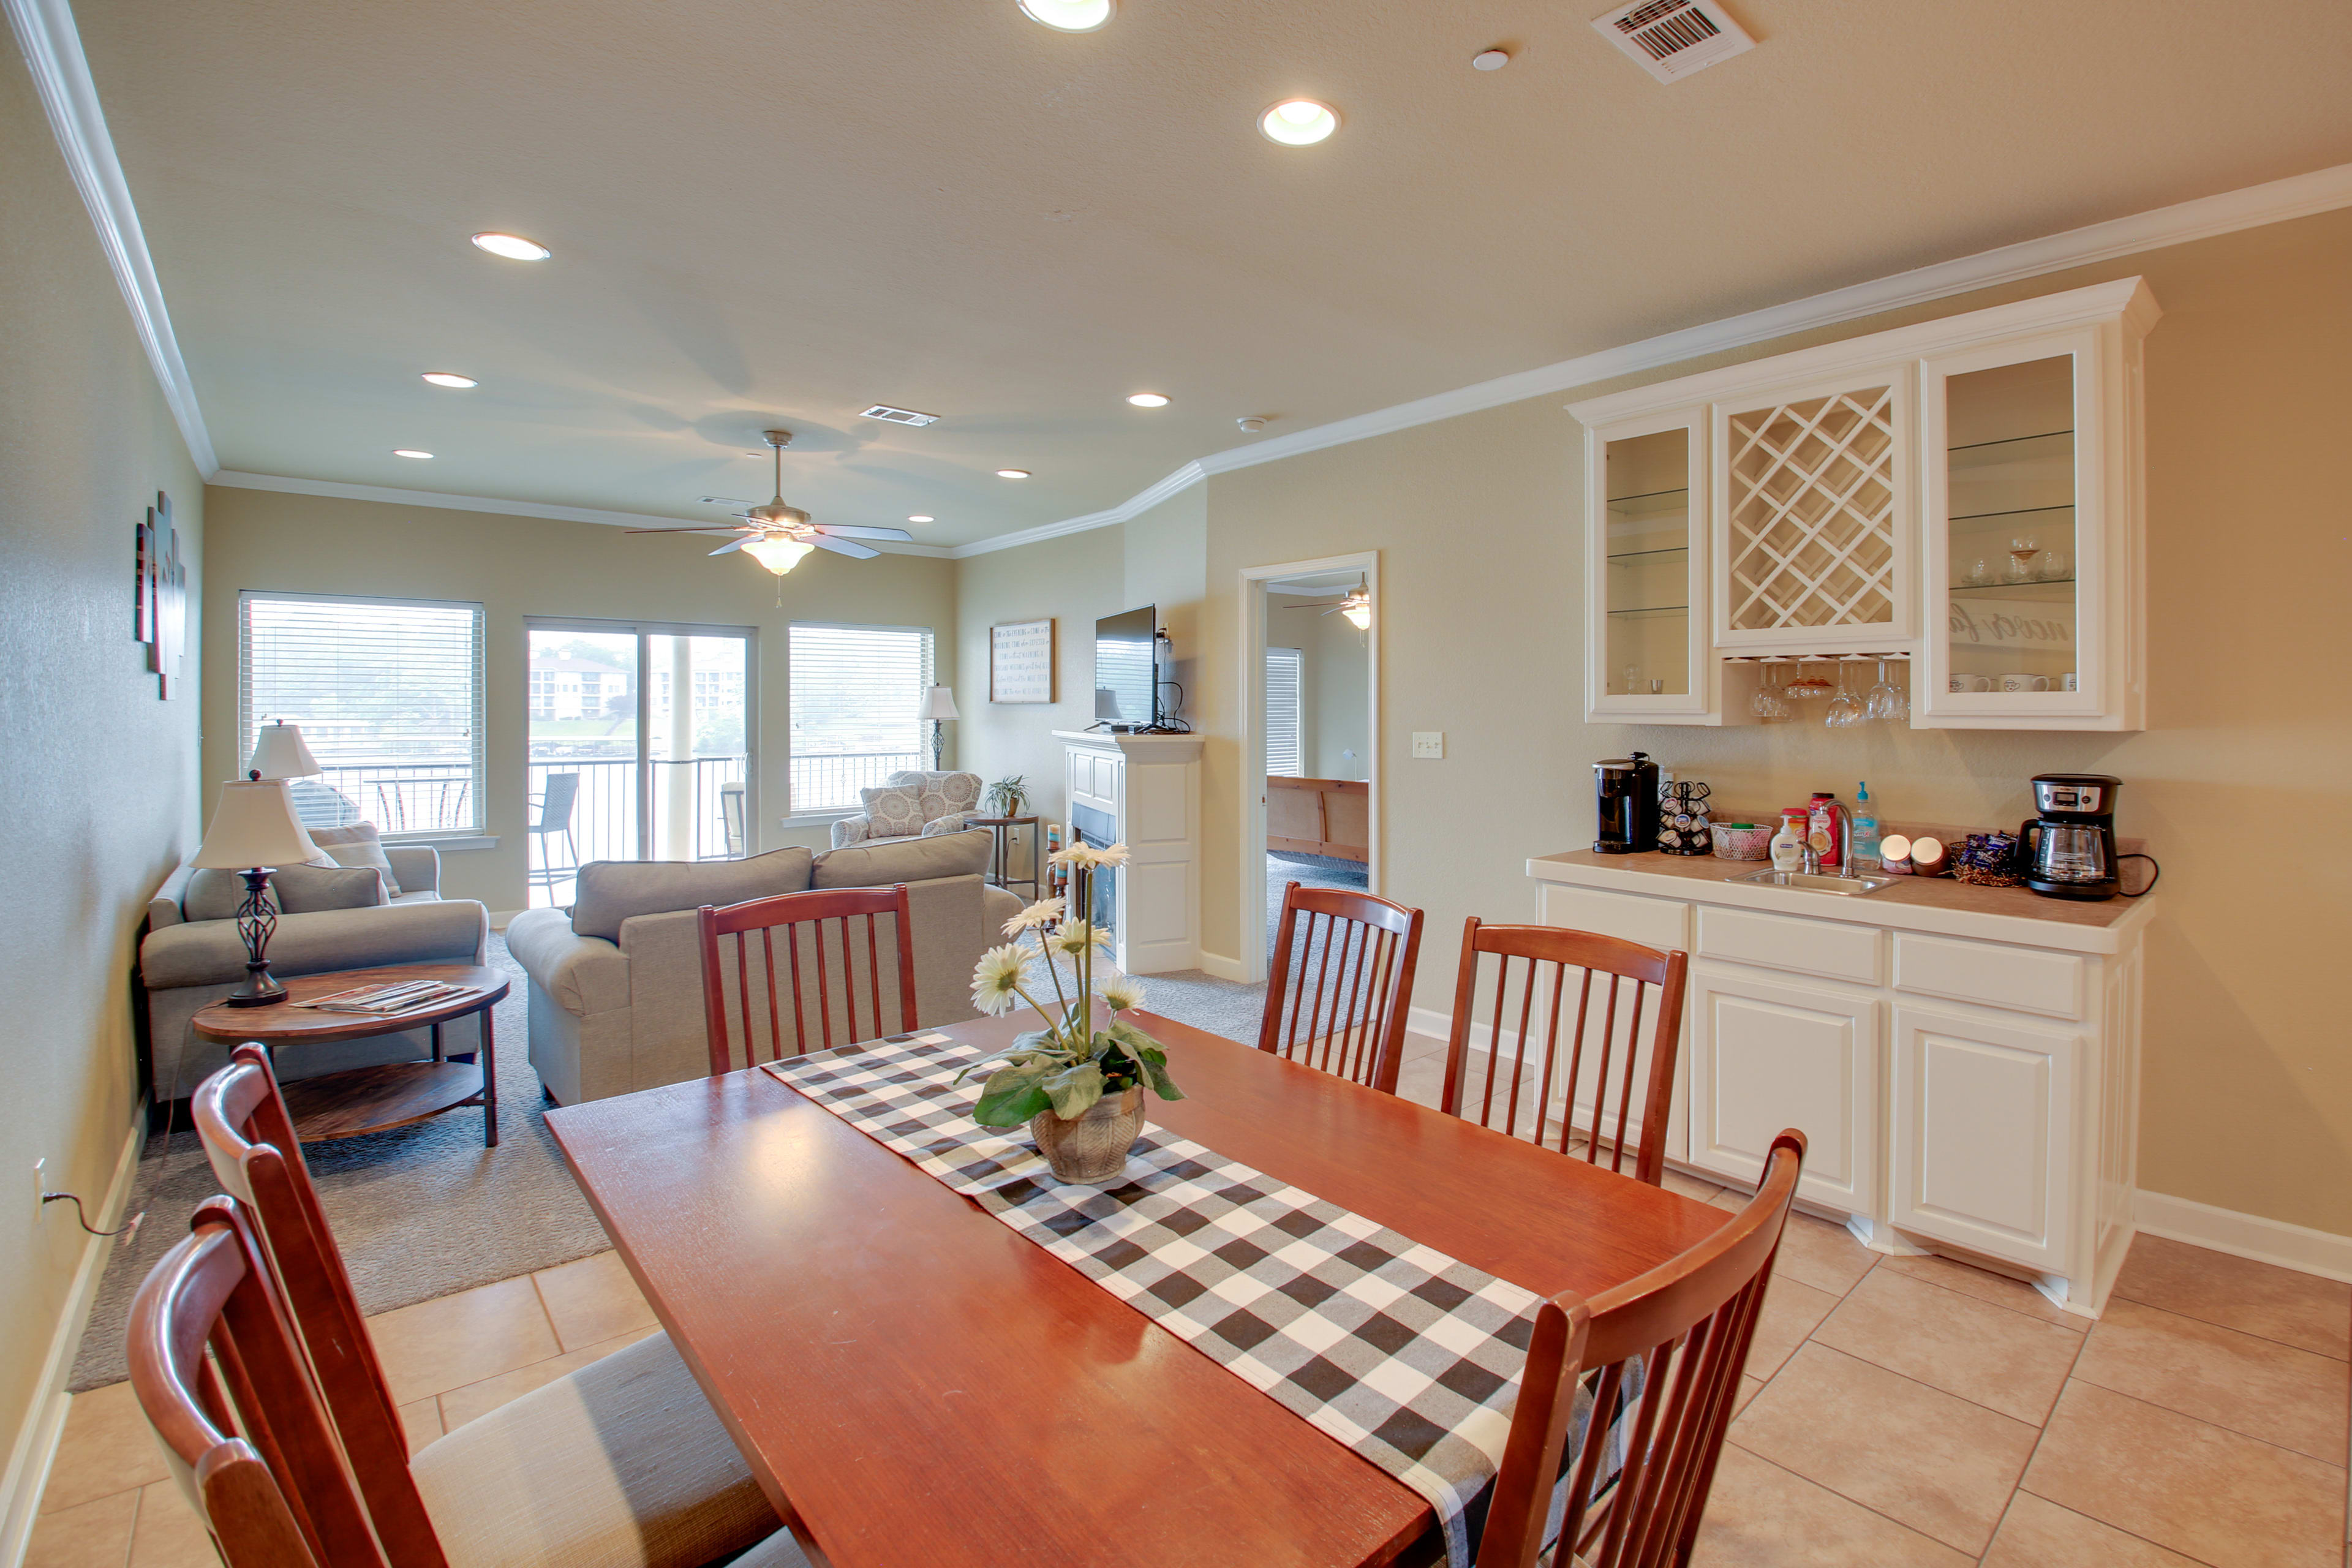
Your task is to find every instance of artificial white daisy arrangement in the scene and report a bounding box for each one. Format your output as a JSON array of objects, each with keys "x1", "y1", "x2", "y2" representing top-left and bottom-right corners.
[{"x1": 958, "y1": 840, "x2": 1183, "y2": 1128}]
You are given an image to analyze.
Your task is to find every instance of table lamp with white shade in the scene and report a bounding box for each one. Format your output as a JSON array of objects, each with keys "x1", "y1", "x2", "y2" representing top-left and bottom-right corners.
[
  {"x1": 191, "y1": 778, "x2": 323, "y2": 1006},
  {"x1": 246, "y1": 719, "x2": 322, "y2": 781},
  {"x1": 918, "y1": 685, "x2": 960, "y2": 771}
]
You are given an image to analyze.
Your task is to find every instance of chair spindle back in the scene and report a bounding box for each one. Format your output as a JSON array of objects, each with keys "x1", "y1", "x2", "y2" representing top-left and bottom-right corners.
[
  {"x1": 1442, "y1": 920, "x2": 1689, "y2": 1185},
  {"x1": 699, "y1": 883, "x2": 919, "y2": 1073},
  {"x1": 1257, "y1": 882, "x2": 1425, "y2": 1093}
]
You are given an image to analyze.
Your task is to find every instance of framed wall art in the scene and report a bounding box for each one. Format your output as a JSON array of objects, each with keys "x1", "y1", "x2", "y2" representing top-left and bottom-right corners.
[
  {"x1": 989, "y1": 618, "x2": 1054, "y2": 704},
  {"x1": 135, "y1": 491, "x2": 186, "y2": 698}
]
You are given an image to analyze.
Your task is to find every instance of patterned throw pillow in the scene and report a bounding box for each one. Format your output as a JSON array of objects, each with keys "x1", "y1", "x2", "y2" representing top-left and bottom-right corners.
[{"x1": 859, "y1": 785, "x2": 926, "y2": 841}]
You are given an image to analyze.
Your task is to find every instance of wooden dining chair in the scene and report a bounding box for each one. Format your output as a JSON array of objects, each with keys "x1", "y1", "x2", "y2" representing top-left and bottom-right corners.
[
  {"x1": 188, "y1": 1045, "x2": 788, "y2": 1568},
  {"x1": 698, "y1": 883, "x2": 919, "y2": 1073},
  {"x1": 1476, "y1": 1131, "x2": 1807, "y2": 1568},
  {"x1": 1442, "y1": 919, "x2": 1690, "y2": 1186},
  {"x1": 1257, "y1": 882, "x2": 1425, "y2": 1093}
]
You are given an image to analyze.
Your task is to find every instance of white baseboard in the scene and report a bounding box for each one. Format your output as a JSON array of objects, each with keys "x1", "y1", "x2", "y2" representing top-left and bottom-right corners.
[
  {"x1": 1, "y1": 1117, "x2": 146, "y2": 1567},
  {"x1": 2135, "y1": 1189, "x2": 2352, "y2": 1284},
  {"x1": 1407, "y1": 1004, "x2": 1462, "y2": 1044},
  {"x1": 1195, "y1": 949, "x2": 1251, "y2": 983}
]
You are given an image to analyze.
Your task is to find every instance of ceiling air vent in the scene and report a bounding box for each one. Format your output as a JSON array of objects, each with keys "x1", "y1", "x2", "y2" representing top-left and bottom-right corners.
[
  {"x1": 1591, "y1": 0, "x2": 1755, "y2": 83},
  {"x1": 860, "y1": 404, "x2": 940, "y2": 427}
]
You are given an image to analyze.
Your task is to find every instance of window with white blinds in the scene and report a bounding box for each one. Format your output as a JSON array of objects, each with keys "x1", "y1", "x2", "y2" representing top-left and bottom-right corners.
[
  {"x1": 788, "y1": 623, "x2": 936, "y2": 812},
  {"x1": 1265, "y1": 646, "x2": 1304, "y2": 777},
  {"x1": 239, "y1": 592, "x2": 486, "y2": 835}
]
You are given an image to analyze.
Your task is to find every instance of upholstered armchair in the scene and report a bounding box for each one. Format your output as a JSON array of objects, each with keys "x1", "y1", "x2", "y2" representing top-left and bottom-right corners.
[{"x1": 831, "y1": 770, "x2": 984, "y2": 849}]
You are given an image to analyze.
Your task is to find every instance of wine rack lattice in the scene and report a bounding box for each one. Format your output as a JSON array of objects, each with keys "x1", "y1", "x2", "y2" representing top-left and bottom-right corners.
[{"x1": 1724, "y1": 387, "x2": 1898, "y2": 631}]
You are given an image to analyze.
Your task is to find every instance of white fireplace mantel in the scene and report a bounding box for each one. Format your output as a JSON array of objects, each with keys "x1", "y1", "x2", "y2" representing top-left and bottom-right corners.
[{"x1": 1055, "y1": 729, "x2": 1203, "y2": 974}]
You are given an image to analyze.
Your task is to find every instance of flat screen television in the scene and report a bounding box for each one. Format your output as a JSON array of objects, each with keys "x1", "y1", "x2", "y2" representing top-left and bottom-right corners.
[{"x1": 1093, "y1": 606, "x2": 1158, "y2": 730}]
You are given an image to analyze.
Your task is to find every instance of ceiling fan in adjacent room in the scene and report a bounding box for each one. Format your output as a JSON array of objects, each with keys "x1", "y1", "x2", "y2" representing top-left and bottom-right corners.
[
  {"x1": 1277, "y1": 576, "x2": 1372, "y2": 628},
  {"x1": 624, "y1": 429, "x2": 911, "y2": 596}
]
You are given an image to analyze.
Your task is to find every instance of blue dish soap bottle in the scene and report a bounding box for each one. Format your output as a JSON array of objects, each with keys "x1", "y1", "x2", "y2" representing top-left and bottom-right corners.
[{"x1": 1851, "y1": 782, "x2": 1882, "y2": 872}]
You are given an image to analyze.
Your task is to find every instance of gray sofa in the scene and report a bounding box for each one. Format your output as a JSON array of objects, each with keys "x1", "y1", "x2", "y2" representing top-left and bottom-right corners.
[
  {"x1": 140, "y1": 846, "x2": 491, "y2": 1103},
  {"x1": 505, "y1": 829, "x2": 1020, "y2": 1105}
]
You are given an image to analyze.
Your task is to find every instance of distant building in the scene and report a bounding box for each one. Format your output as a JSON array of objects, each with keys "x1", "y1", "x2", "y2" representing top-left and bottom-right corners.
[{"x1": 529, "y1": 652, "x2": 633, "y2": 721}]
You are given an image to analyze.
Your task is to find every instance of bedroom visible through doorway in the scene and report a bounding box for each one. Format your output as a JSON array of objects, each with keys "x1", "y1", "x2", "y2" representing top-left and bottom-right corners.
[{"x1": 1260, "y1": 567, "x2": 1373, "y2": 958}]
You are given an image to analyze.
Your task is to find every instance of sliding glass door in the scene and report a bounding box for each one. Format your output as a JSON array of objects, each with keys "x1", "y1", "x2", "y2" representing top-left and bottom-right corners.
[{"x1": 526, "y1": 619, "x2": 755, "y2": 907}]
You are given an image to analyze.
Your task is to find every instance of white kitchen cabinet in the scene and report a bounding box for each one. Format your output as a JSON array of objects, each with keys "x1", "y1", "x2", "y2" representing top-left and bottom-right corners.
[
  {"x1": 1569, "y1": 277, "x2": 2158, "y2": 729},
  {"x1": 1688, "y1": 965, "x2": 1879, "y2": 1215},
  {"x1": 1527, "y1": 850, "x2": 2151, "y2": 1317},
  {"x1": 1889, "y1": 1005, "x2": 2078, "y2": 1273}
]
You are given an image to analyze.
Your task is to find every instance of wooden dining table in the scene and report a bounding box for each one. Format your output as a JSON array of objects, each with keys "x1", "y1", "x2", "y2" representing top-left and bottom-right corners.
[{"x1": 545, "y1": 1009, "x2": 1727, "y2": 1568}]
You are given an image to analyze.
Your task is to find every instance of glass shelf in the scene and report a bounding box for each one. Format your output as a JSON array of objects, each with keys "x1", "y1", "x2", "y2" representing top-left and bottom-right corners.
[
  {"x1": 1950, "y1": 578, "x2": 2075, "y2": 599},
  {"x1": 1606, "y1": 487, "x2": 1691, "y2": 520},
  {"x1": 1949, "y1": 428, "x2": 2073, "y2": 456},
  {"x1": 1950, "y1": 502, "x2": 2077, "y2": 526},
  {"x1": 1607, "y1": 605, "x2": 1691, "y2": 618},
  {"x1": 1607, "y1": 546, "x2": 1691, "y2": 563}
]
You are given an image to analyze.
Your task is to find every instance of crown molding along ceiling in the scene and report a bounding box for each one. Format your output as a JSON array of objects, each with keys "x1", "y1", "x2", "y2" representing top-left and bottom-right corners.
[{"x1": 16, "y1": 0, "x2": 2352, "y2": 562}]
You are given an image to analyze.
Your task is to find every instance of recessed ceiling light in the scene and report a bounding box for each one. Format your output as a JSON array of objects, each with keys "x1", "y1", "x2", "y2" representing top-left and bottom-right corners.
[
  {"x1": 470, "y1": 232, "x2": 550, "y2": 262},
  {"x1": 1017, "y1": 0, "x2": 1112, "y2": 32},
  {"x1": 1126, "y1": 392, "x2": 1170, "y2": 408},
  {"x1": 997, "y1": 469, "x2": 1031, "y2": 480},
  {"x1": 908, "y1": 514, "x2": 935, "y2": 523},
  {"x1": 1259, "y1": 99, "x2": 1338, "y2": 146},
  {"x1": 393, "y1": 449, "x2": 434, "y2": 460},
  {"x1": 421, "y1": 371, "x2": 477, "y2": 388},
  {"x1": 1473, "y1": 48, "x2": 1511, "y2": 70}
]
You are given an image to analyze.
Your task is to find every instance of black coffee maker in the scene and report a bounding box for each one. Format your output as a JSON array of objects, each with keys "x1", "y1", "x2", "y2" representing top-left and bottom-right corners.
[
  {"x1": 1594, "y1": 753, "x2": 1660, "y2": 855},
  {"x1": 2020, "y1": 772, "x2": 2122, "y2": 900}
]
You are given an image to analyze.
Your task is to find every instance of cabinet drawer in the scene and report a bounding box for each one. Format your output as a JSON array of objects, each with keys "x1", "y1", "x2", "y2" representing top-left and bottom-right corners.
[
  {"x1": 1538, "y1": 883, "x2": 1689, "y2": 952},
  {"x1": 1698, "y1": 906, "x2": 1881, "y2": 987},
  {"x1": 1893, "y1": 933, "x2": 2085, "y2": 1020}
]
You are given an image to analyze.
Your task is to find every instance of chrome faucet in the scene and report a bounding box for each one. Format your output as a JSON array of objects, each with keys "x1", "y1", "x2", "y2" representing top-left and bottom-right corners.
[{"x1": 1799, "y1": 801, "x2": 1855, "y2": 878}]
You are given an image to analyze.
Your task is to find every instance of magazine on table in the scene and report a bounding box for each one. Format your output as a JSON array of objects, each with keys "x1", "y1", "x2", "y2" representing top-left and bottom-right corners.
[{"x1": 294, "y1": 979, "x2": 481, "y2": 1016}]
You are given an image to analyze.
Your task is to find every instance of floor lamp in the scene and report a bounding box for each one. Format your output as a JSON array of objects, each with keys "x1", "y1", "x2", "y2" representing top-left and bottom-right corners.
[{"x1": 920, "y1": 685, "x2": 960, "y2": 771}]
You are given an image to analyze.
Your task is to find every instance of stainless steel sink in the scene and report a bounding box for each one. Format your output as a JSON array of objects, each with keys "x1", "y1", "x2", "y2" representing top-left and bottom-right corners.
[{"x1": 1725, "y1": 868, "x2": 1899, "y2": 896}]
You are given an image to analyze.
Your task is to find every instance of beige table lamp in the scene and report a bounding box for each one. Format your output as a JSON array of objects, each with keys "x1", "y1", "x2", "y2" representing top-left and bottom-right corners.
[{"x1": 191, "y1": 778, "x2": 322, "y2": 1006}]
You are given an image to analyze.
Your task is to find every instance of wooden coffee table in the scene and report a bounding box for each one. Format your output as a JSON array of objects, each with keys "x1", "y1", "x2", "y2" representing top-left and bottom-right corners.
[{"x1": 190, "y1": 963, "x2": 509, "y2": 1147}]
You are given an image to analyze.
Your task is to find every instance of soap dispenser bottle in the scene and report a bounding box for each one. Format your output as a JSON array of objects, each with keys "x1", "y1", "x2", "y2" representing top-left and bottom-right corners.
[{"x1": 1851, "y1": 782, "x2": 1882, "y2": 872}]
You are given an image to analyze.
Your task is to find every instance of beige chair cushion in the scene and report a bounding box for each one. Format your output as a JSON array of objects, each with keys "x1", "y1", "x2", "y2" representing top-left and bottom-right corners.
[
  {"x1": 310, "y1": 822, "x2": 405, "y2": 897},
  {"x1": 811, "y1": 827, "x2": 992, "y2": 889},
  {"x1": 571, "y1": 848, "x2": 815, "y2": 941},
  {"x1": 410, "y1": 1332, "x2": 780, "y2": 1568}
]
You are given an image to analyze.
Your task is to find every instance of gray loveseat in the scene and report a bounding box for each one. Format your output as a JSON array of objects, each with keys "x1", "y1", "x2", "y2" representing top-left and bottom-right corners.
[
  {"x1": 140, "y1": 845, "x2": 491, "y2": 1104},
  {"x1": 504, "y1": 829, "x2": 1020, "y2": 1105}
]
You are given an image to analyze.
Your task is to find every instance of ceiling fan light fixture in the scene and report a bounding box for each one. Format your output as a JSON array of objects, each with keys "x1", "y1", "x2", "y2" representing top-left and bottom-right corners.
[
  {"x1": 1341, "y1": 598, "x2": 1371, "y2": 630},
  {"x1": 470, "y1": 232, "x2": 550, "y2": 262},
  {"x1": 1017, "y1": 0, "x2": 1112, "y2": 31},
  {"x1": 1259, "y1": 99, "x2": 1338, "y2": 146},
  {"x1": 742, "y1": 535, "x2": 816, "y2": 576}
]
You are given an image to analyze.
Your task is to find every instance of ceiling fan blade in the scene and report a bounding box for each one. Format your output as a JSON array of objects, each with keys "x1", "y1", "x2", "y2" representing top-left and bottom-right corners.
[
  {"x1": 624, "y1": 525, "x2": 748, "y2": 535},
  {"x1": 708, "y1": 538, "x2": 751, "y2": 556},
  {"x1": 814, "y1": 524, "x2": 915, "y2": 543},
  {"x1": 810, "y1": 534, "x2": 880, "y2": 560}
]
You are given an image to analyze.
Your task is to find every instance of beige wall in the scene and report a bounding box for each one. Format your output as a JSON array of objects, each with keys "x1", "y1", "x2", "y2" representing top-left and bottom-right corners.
[
  {"x1": 200, "y1": 488, "x2": 956, "y2": 911},
  {"x1": 1265, "y1": 598, "x2": 1371, "y2": 781},
  {"x1": 1, "y1": 51, "x2": 206, "y2": 1487}
]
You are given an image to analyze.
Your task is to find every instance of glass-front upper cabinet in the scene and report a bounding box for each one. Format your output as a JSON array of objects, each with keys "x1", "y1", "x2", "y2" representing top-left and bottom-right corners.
[
  {"x1": 1917, "y1": 305, "x2": 2147, "y2": 729},
  {"x1": 1585, "y1": 409, "x2": 1714, "y2": 722}
]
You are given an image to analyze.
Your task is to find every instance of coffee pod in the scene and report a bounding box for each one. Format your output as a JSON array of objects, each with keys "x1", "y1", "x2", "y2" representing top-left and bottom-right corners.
[
  {"x1": 1910, "y1": 835, "x2": 1947, "y2": 876},
  {"x1": 1879, "y1": 833, "x2": 1913, "y2": 874}
]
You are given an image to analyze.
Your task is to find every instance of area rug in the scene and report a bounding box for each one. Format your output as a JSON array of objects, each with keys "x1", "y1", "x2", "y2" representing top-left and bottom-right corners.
[{"x1": 69, "y1": 937, "x2": 1270, "y2": 1391}]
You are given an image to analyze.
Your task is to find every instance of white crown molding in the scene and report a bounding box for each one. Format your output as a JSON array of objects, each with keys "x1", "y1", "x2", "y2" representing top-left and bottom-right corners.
[
  {"x1": 207, "y1": 470, "x2": 956, "y2": 557},
  {"x1": 6, "y1": 0, "x2": 217, "y2": 475},
  {"x1": 951, "y1": 461, "x2": 1205, "y2": 558},
  {"x1": 986, "y1": 160, "x2": 2352, "y2": 552}
]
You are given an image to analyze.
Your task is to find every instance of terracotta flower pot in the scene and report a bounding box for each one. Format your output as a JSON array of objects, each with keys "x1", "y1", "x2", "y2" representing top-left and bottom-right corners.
[{"x1": 1028, "y1": 1085, "x2": 1147, "y2": 1185}]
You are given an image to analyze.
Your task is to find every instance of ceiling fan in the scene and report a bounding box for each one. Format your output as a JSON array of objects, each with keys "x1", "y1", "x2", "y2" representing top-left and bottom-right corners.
[
  {"x1": 624, "y1": 429, "x2": 911, "y2": 587},
  {"x1": 1277, "y1": 576, "x2": 1371, "y2": 628}
]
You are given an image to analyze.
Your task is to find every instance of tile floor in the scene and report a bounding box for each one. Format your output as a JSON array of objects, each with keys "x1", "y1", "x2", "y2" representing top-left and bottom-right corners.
[{"x1": 24, "y1": 1036, "x2": 2352, "y2": 1568}]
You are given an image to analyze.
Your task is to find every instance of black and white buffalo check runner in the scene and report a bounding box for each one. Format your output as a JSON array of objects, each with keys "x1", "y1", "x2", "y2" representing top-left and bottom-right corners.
[{"x1": 766, "y1": 1032, "x2": 1630, "y2": 1568}]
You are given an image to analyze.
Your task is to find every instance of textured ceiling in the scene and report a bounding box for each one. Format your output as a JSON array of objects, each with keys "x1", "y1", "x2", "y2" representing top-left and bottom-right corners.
[{"x1": 74, "y1": 0, "x2": 2352, "y2": 545}]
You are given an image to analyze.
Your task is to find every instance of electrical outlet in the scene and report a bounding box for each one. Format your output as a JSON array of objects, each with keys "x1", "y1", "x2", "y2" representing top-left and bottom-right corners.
[{"x1": 1412, "y1": 732, "x2": 1445, "y2": 759}]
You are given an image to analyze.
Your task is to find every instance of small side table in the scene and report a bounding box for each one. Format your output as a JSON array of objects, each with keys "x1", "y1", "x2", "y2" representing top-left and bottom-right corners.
[
  {"x1": 968, "y1": 815, "x2": 1042, "y2": 900},
  {"x1": 191, "y1": 963, "x2": 510, "y2": 1147}
]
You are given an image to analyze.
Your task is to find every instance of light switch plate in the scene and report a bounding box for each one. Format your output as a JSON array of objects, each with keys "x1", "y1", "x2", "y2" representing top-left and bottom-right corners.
[{"x1": 1412, "y1": 732, "x2": 1444, "y2": 759}]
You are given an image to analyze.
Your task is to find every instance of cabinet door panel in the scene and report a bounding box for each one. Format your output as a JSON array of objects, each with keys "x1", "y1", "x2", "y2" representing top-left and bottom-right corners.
[
  {"x1": 1699, "y1": 905, "x2": 1881, "y2": 987},
  {"x1": 1585, "y1": 409, "x2": 1716, "y2": 723},
  {"x1": 1890, "y1": 1006, "x2": 2076, "y2": 1271},
  {"x1": 1689, "y1": 966, "x2": 1877, "y2": 1213}
]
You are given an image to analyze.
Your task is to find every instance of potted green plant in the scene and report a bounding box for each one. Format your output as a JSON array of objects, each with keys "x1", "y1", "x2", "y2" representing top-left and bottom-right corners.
[
  {"x1": 982, "y1": 774, "x2": 1029, "y2": 817},
  {"x1": 959, "y1": 842, "x2": 1182, "y2": 1183}
]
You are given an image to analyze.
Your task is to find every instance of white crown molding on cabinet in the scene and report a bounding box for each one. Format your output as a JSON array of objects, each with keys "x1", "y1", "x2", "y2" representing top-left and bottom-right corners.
[
  {"x1": 206, "y1": 470, "x2": 957, "y2": 557},
  {"x1": 959, "y1": 159, "x2": 2352, "y2": 559},
  {"x1": 5, "y1": 0, "x2": 218, "y2": 475}
]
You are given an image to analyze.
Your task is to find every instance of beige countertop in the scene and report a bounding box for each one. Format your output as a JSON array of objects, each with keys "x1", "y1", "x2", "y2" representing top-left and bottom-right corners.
[{"x1": 1528, "y1": 847, "x2": 2157, "y2": 954}]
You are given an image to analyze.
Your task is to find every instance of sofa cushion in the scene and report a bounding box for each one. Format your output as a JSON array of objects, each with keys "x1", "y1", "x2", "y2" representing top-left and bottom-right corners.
[
  {"x1": 183, "y1": 867, "x2": 256, "y2": 924},
  {"x1": 270, "y1": 864, "x2": 388, "y2": 914},
  {"x1": 570, "y1": 847, "x2": 815, "y2": 941},
  {"x1": 858, "y1": 784, "x2": 926, "y2": 840},
  {"x1": 812, "y1": 827, "x2": 992, "y2": 889},
  {"x1": 308, "y1": 823, "x2": 404, "y2": 898}
]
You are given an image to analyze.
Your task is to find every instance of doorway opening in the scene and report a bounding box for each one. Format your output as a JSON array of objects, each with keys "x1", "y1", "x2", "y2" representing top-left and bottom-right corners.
[
  {"x1": 525, "y1": 619, "x2": 756, "y2": 907},
  {"x1": 1238, "y1": 555, "x2": 1378, "y2": 981}
]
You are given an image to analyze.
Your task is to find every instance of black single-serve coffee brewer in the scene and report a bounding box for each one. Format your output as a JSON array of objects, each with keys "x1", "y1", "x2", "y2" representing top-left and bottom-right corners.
[
  {"x1": 1594, "y1": 753, "x2": 1660, "y2": 855},
  {"x1": 2020, "y1": 772, "x2": 2123, "y2": 900}
]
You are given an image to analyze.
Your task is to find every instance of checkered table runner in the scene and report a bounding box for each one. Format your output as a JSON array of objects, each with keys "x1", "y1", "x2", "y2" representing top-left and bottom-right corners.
[{"x1": 766, "y1": 1032, "x2": 1629, "y2": 1568}]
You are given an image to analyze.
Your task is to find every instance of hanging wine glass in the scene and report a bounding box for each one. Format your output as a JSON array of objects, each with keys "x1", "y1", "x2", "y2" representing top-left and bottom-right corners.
[
  {"x1": 1866, "y1": 659, "x2": 1903, "y2": 723},
  {"x1": 1825, "y1": 661, "x2": 1863, "y2": 728}
]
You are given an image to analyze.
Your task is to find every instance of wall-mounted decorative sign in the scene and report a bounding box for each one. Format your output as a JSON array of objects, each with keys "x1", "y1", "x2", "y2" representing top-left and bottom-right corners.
[
  {"x1": 135, "y1": 491, "x2": 186, "y2": 698},
  {"x1": 989, "y1": 618, "x2": 1054, "y2": 704}
]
